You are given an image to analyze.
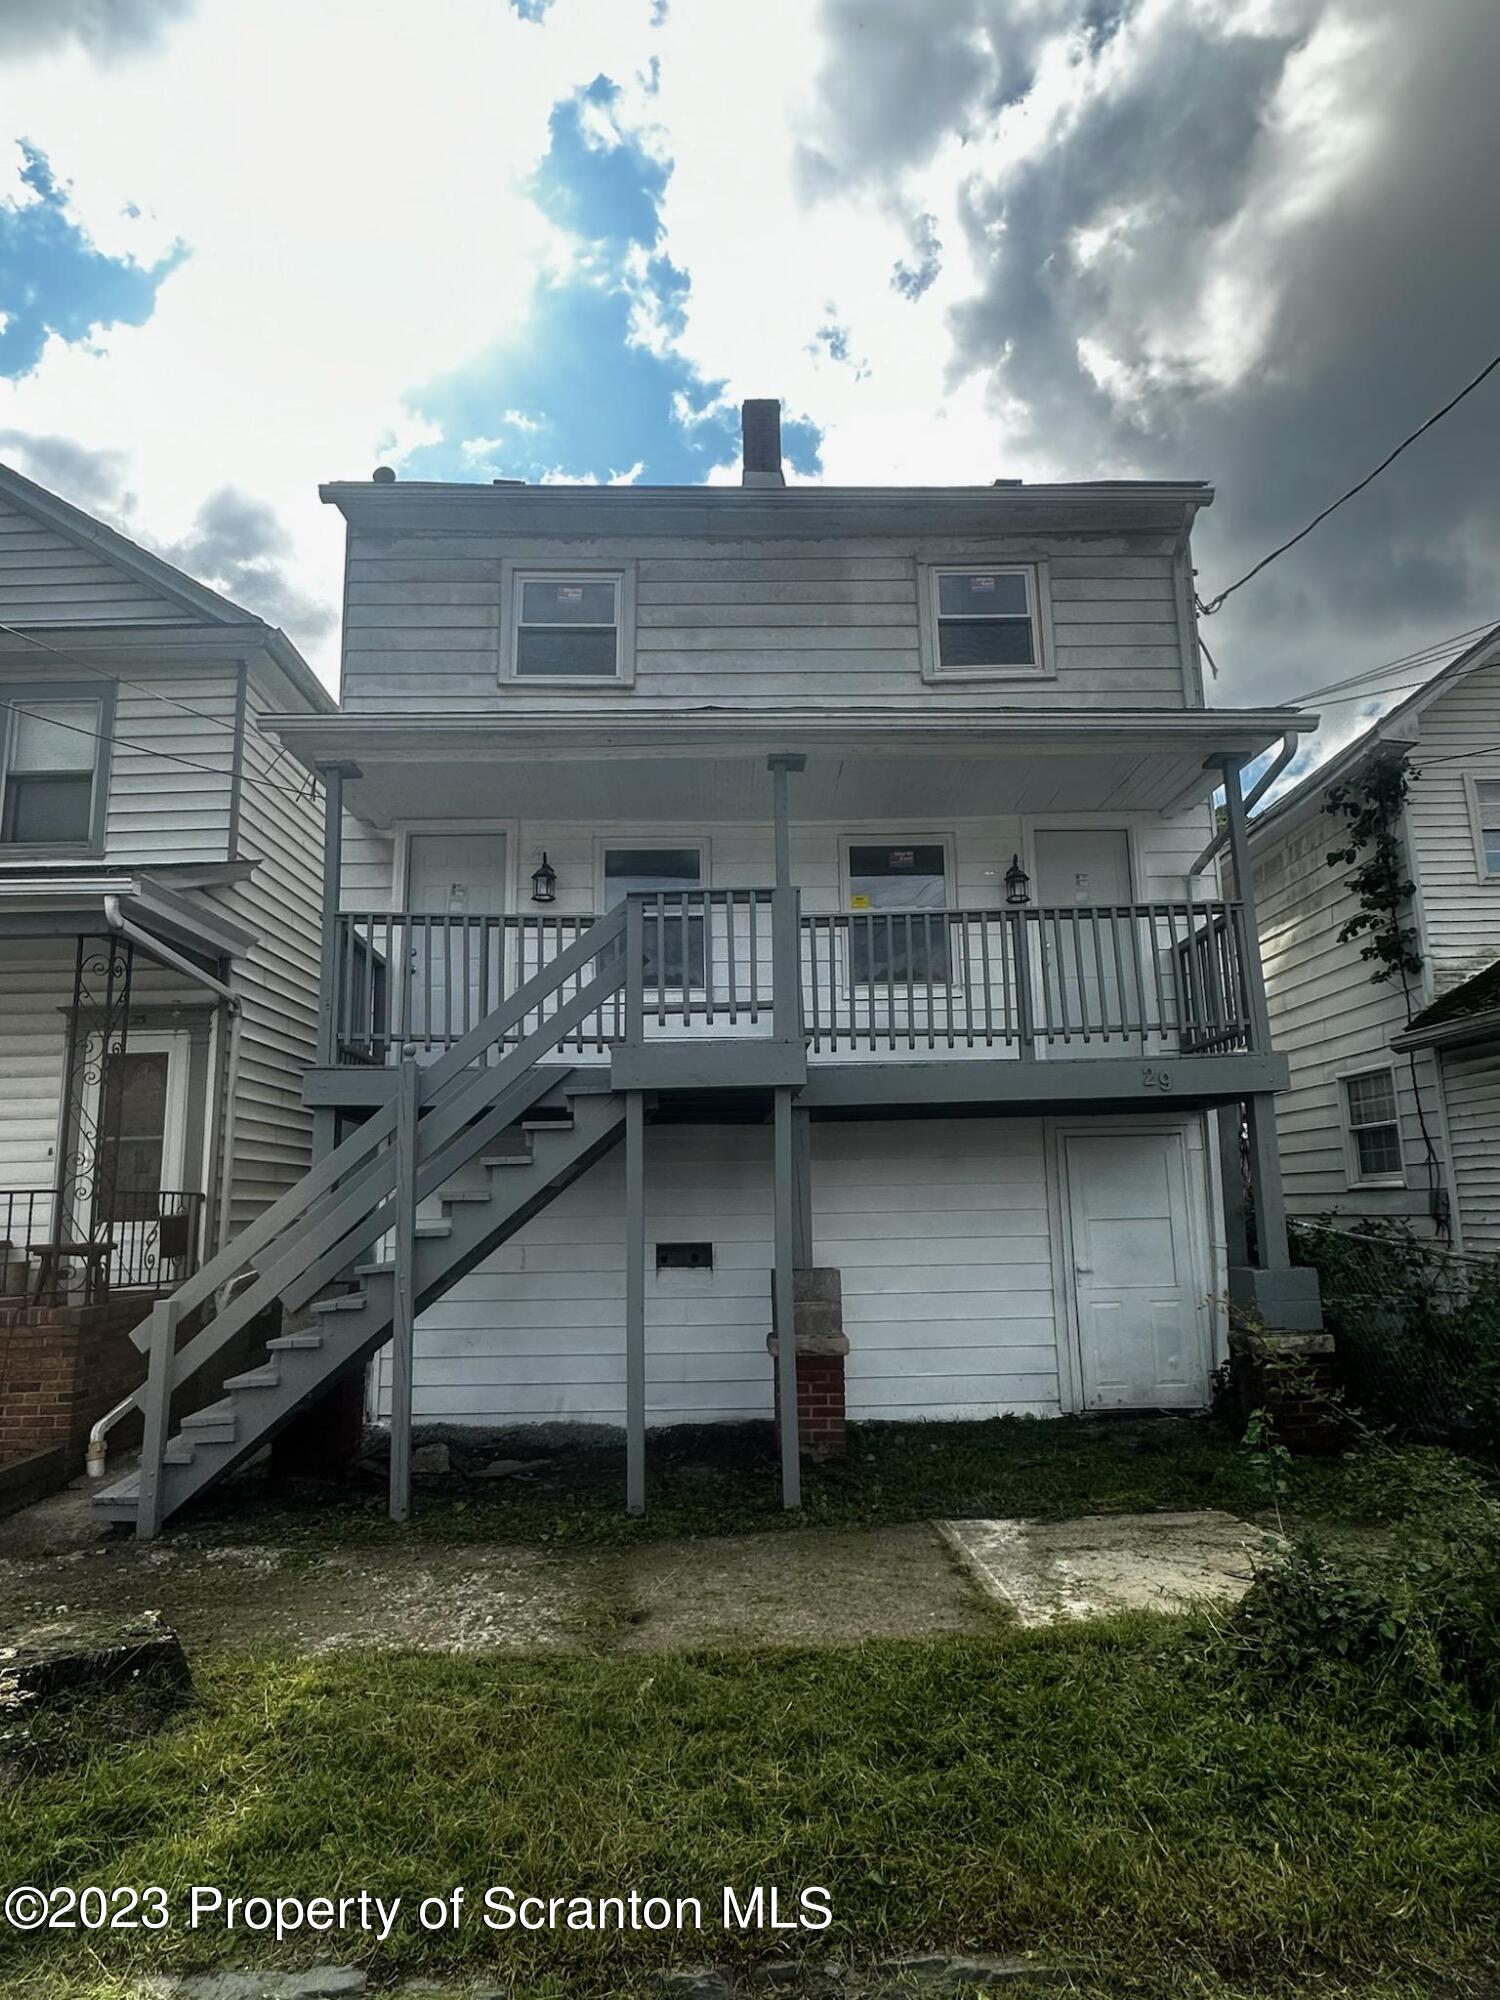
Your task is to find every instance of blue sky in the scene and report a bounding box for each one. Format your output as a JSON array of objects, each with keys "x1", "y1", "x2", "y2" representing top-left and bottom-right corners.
[
  {"x1": 0, "y1": 0, "x2": 1496, "y2": 759},
  {"x1": 0, "y1": 144, "x2": 182, "y2": 378}
]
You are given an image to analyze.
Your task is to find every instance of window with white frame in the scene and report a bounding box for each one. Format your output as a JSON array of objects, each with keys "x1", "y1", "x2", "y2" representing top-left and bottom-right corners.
[
  {"x1": 924, "y1": 565, "x2": 1046, "y2": 677},
  {"x1": 1343, "y1": 1068, "x2": 1403, "y2": 1184},
  {"x1": 603, "y1": 845, "x2": 705, "y2": 990},
  {"x1": 512, "y1": 573, "x2": 622, "y2": 680},
  {"x1": 0, "y1": 692, "x2": 106, "y2": 847},
  {"x1": 845, "y1": 840, "x2": 951, "y2": 984},
  {"x1": 1470, "y1": 776, "x2": 1500, "y2": 877}
]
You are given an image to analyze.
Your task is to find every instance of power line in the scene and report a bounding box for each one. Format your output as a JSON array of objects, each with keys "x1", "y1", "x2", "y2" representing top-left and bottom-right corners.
[
  {"x1": 1290, "y1": 621, "x2": 1498, "y2": 704},
  {"x1": 0, "y1": 620, "x2": 257, "y2": 739},
  {"x1": 0, "y1": 696, "x2": 318, "y2": 800},
  {"x1": 1197, "y1": 343, "x2": 1500, "y2": 617}
]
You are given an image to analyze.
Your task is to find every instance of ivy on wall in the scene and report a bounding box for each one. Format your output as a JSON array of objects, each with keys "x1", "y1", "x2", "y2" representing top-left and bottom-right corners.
[{"x1": 1323, "y1": 752, "x2": 1424, "y2": 990}]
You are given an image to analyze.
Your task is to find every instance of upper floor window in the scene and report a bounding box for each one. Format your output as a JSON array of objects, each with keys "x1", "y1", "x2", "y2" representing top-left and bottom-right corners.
[
  {"x1": 1469, "y1": 775, "x2": 1500, "y2": 877},
  {"x1": 0, "y1": 689, "x2": 108, "y2": 850},
  {"x1": 1342, "y1": 1068, "x2": 1403, "y2": 1185},
  {"x1": 503, "y1": 565, "x2": 634, "y2": 684},
  {"x1": 917, "y1": 561, "x2": 1053, "y2": 682}
]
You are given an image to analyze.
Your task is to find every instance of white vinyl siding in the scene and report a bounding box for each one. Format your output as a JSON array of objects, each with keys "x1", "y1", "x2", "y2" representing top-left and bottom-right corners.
[
  {"x1": 340, "y1": 532, "x2": 1190, "y2": 713},
  {"x1": 1440, "y1": 1049, "x2": 1500, "y2": 1259},
  {"x1": 1402, "y1": 657, "x2": 1500, "y2": 993},
  {"x1": 1254, "y1": 811, "x2": 1445, "y2": 1232},
  {"x1": 0, "y1": 497, "x2": 196, "y2": 626},
  {"x1": 375, "y1": 1114, "x2": 1214, "y2": 1430}
]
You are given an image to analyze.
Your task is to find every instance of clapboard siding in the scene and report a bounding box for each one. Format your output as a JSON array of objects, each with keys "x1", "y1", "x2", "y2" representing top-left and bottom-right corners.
[
  {"x1": 340, "y1": 530, "x2": 1192, "y2": 714},
  {"x1": 200, "y1": 677, "x2": 326, "y2": 1229},
  {"x1": 1255, "y1": 811, "x2": 1446, "y2": 1231},
  {"x1": 0, "y1": 940, "x2": 72, "y2": 1191},
  {"x1": 377, "y1": 1118, "x2": 1078, "y2": 1428},
  {"x1": 1440, "y1": 1050, "x2": 1500, "y2": 1258},
  {"x1": 1405, "y1": 659, "x2": 1500, "y2": 992},
  {"x1": 0, "y1": 499, "x2": 194, "y2": 625},
  {"x1": 342, "y1": 807, "x2": 1213, "y2": 916}
]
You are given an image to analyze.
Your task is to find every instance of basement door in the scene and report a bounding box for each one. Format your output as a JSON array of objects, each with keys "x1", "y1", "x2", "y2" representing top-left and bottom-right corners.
[
  {"x1": 1063, "y1": 1129, "x2": 1206, "y2": 1409},
  {"x1": 402, "y1": 832, "x2": 508, "y2": 1049}
]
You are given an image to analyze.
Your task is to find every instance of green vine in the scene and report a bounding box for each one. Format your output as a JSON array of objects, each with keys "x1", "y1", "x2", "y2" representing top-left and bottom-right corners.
[{"x1": 1323, "y1": 752, "x2": 1423, "y2": 987}]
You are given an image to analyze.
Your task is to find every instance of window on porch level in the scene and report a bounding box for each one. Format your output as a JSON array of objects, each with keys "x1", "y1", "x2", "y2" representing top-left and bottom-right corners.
[
  {"x1": 604, "y1": 846, "x2": 705, "y2": 991},
  {"x1": 847, "y1": 842, "x2": 951, "y2": 985}
]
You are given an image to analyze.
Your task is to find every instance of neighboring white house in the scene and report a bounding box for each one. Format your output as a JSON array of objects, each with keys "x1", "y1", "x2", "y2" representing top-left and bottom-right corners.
[
  {"x1": 0, "y1": 459, "x2": 334, "y2": 1316},
  {"x1": 1245, "y1": 624, "x2": 1500, "y2": 1259},
  {"x1": 99, "y1": 405, "x2": 1322, "y2": 1535}
]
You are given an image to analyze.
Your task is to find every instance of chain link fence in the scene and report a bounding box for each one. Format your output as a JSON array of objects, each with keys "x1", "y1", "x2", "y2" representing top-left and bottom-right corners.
[{"x1": 1291, "y1": 1221, "x2": 1500, "y2": 1451}]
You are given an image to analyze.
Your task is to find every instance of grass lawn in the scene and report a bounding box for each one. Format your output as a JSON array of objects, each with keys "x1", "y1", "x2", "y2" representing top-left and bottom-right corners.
[
  {"x1": 2, "y1": 1615, "x2": 1497, "y2": 1998},
  {"x1": 187, "y1": 1412, "x2": 1370, "y2": 1549}
]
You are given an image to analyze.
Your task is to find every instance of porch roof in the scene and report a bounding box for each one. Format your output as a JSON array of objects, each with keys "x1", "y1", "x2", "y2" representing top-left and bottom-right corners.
[
  {"x1": 0, "y1": 866, "x2": 256, "y2": 962},
  {"x1": 260, "y1": 704, "x2": 1316, "y2": 829}
]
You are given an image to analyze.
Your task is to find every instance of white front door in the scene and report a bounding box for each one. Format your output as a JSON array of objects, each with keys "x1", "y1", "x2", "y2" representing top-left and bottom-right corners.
[
  {"x1": 1033, "y1": 829, "x2": 1133, "y2": 1048},
  {"x1": 1064, "y1": 1129, "x2": 1206, "y2": 1409},
  {"x1": 403, "y1": 832, "x2": 508, "y2": 1047}
]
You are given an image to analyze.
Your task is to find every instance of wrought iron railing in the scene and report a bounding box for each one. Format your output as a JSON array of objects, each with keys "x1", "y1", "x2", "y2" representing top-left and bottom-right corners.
[
  {"x1": 332, "y1": 898, "x2": 1257, "y2": 1064},
  {"x1": 0, "y1": 1187, "x2": 206, "y2": 1303}
]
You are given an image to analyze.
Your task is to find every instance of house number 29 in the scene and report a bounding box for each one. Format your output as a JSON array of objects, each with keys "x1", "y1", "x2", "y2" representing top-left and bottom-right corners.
[{"x1": 1141, "y1": 1065, "x2": 1174, "y2": 1092}]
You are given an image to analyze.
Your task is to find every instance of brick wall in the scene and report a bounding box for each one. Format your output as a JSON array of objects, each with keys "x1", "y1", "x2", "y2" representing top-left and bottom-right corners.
[{"x1": 0, "y1": 1296, "x2": 152, "y2": 1466}]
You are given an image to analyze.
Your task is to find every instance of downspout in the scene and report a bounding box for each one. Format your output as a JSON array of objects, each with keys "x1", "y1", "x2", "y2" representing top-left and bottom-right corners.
[
  {"x1": 1187, "y1": 731, "x2": 1300, "y2": 880},
  {"x1": 88, "y1": 898, "x2": 242, "y2": 1479}
]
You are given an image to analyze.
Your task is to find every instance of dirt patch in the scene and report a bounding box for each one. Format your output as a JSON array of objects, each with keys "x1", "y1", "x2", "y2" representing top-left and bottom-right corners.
[{"x1": 592, "y1": 1523, "x2": 997, "y2": 1651}]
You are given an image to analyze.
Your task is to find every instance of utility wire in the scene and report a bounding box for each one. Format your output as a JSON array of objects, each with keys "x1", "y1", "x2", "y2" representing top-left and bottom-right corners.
[
  {"x1": 1290, "y1": 621, "x2": 1498, "y2": 704},
  {"x1": 1197, "y1": 345, "x2": 1500, "y2": 617},
  {"x1": 0, "y1": 696, "x2": 319, "y2": 799},
  {"x1": 0, "y1": 620, "x2": 259, "y2": 738}
]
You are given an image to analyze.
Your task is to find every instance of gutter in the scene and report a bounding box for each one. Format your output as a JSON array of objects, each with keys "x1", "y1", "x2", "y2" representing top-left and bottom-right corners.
[
  {"x1": 1391, "y1": 1007, "x2": 1500, "y2": 1055},
  {"x1": 1188, "y1": 732, "x2": 1301, "y2": 878}
]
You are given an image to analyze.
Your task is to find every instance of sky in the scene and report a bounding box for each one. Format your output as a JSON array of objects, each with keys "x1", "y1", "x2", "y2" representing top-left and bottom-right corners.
[{"x1": 0, "y1": 0, "x2": 1497, "y2": 784}]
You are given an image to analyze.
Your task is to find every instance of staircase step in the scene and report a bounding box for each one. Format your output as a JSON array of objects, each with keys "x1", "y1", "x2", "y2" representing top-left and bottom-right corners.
[
  {"x1": 309, "y1": 1294, "x2": 368, "y2": 1316},
  {"x1": 521, "y1": 1113, "x2": 574, "y2": 1131},
  {"x1": 164, "y1": 1438, "x2": 196, "y2": 1466},
  {"x1": 438, "y1": 1189, "x2": 491, "y2": 1204},
  {"x1": 266, "y1": 1331, "x2": 325, "y2": 1351},
  {"x1": 482, "y1": 1153, "x2": 534, "y2": 1169},
  {"x1": 223, "y1": 1363, "x2": 280, "y2": 1392},
  {"x1": 183, "y1": 1399, "x2": 236, "y2": 1431}
]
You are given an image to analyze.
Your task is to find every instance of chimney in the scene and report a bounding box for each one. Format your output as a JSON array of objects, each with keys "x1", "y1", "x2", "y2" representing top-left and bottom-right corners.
[{"x1": 741, "y1": 399, "x2": 785, "y2": 488}]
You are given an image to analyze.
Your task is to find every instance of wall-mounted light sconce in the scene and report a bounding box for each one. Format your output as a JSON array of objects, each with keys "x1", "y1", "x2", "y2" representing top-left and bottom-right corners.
[
  {"x1": 530, "y1": 853, "x2": 557, "y2": 904},
  {"x1": 1004, "y1": 853, "x2": 1031, "y2": 905}
]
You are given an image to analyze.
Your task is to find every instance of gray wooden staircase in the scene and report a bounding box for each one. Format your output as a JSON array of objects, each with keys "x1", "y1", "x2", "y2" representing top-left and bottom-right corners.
[{"x1": 96, "y1": 908, "x2": 633, "y2": 1537}]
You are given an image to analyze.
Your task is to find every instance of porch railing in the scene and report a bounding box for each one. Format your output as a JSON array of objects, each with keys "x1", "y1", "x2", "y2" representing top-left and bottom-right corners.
[
  {"x1": 0, "y1": 1188, "x2": 206, "y2": 1303},
  {"x1": 332, "y1": 898, "x2": 1257, "y2": 1064}
]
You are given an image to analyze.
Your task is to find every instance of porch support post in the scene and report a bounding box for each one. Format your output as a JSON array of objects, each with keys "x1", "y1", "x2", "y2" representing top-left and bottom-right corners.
[
  {"x1": 624, "y1": 1088, "x2": 647, "y2": 1516},
  {"x1": 773, "y1": 1083, "x2": 801, "y2": 1509},
  {"x1": 767, "y1": 751, "x2": 805, "y2": 890},
  {"x1": 1243, "y1": 1092, "x2": 1290, "y2": 1272},
  {"x1": 315, "y1": 762, "x2": 360, "y2": 1074},
  {"x1": 388, "y1": 1057, "x2": 419, "y2": 1525},
  {"x1": 1216, "y1": 1103, "x2": 1249, "y2": 1272},
  {"x1": 1216, "y1": 755, "x2": 1272, "y2": 1055},
  {"x1": 791, "y1": 1106, "x2": 814, "y2": 1271}
]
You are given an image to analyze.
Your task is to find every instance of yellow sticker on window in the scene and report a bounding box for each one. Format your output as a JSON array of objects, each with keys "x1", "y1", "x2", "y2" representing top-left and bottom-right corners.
[{"x1": 850, "y1": 893, "x2": 872, "y2": 910}]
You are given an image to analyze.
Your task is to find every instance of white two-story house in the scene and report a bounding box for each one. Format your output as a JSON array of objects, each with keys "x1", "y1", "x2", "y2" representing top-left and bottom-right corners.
[
  {"x1": 0, "y1": 460, "x2": 332, "y2": 1470},
  {"x1": 1246, "y1": 625, "x2": 1500, "y2": 1260},
  {"x1": 98, "y1": 405, "x2": 1320, "y2": 1536}
]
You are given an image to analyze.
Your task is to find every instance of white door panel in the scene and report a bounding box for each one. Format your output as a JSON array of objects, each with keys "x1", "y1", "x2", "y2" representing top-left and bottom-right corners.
[
  {"x1": 1066, "y1": 1129, "x2": 1205, "y2": 1409},
  {"x1": 403, "y1": 833, "x2": 507, "y2": 1046},
  {"x1": 1033, "y1": 829, "x2": 1135, "y2": 1053}
]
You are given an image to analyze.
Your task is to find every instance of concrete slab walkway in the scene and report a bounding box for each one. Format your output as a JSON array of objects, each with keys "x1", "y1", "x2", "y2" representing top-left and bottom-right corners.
[{"x1": 940, "y1": 1509, "x2": 1267, "y2": 1625}]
